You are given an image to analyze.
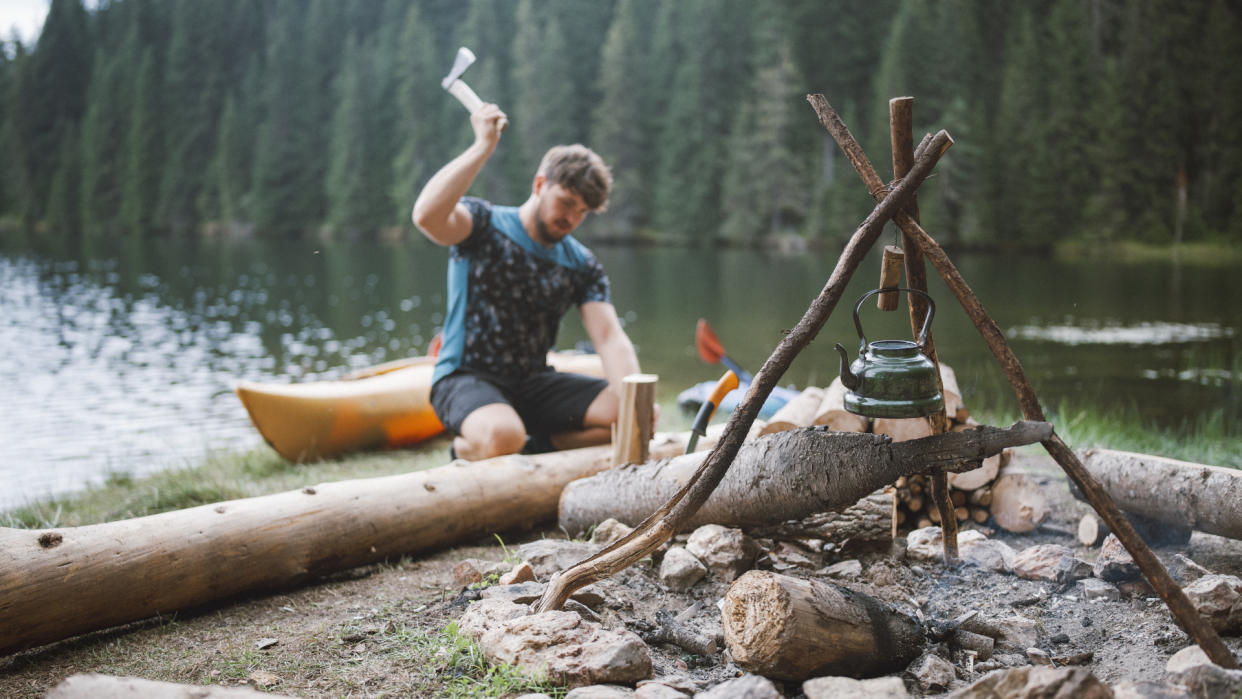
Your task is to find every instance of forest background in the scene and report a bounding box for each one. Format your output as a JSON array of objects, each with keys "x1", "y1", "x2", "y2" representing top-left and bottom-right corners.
[{"x1": 2, "y1": 0, "x2": 1239, "y2": 250}]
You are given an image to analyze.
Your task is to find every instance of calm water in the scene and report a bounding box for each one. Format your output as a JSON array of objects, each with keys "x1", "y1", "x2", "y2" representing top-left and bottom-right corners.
[{"x1": 1, "y1": 232, "x2": 1239, "y2": 509}]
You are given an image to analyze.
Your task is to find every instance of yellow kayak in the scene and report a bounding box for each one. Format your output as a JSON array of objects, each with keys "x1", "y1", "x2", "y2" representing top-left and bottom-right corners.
[{"x1": 235, "y1": 352, "x2": 605, "y2": 462}]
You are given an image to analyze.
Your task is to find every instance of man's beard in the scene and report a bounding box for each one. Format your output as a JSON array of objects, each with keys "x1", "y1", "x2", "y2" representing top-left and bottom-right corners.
[{"x1": 534, "y1": 209, "x2": 570, "y2": 246}]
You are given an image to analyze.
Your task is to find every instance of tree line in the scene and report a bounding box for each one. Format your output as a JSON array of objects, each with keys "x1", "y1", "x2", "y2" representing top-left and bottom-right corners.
[{"x1": 2, "y1": 0, "x2": 1239, "y2": 249}]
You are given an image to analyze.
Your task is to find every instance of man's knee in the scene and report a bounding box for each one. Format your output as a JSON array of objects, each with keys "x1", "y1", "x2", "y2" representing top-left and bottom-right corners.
[
  {"x1": 459, "y1": 406, "x2": 527, "y2": 458},
  {"x1": 582, "y1": 388, "x2": 619, "y2": 428}
]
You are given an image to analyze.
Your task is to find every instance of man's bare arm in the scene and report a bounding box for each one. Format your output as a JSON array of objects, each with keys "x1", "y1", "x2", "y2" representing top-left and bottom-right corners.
[
  {"x1": 580, "y1": 301, "x2": 640, "y2": 401},
  {"x1": 412, "y1": 103, "x2": 507, "y2": 246}
]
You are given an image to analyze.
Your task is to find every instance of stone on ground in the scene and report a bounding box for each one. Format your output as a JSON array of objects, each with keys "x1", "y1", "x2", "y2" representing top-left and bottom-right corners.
[
  {"x1": 685, "y1": 525, "x2": 758, "y2": 582},
  {"x1": 803, "y1": 675, "x2": 910, "y2": 699},
  {"x1": 658, "y1": 546, "x2": 707, "y2": 592}
]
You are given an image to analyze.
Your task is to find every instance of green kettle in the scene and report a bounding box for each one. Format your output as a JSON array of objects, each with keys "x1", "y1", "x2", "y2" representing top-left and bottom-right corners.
[{"x1": 834, "y1": 287, "x2": 944, "y2": 419}]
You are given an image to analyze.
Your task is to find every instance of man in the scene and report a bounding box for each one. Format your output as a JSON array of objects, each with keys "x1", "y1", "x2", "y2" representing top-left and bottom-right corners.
[{"x1": 412, "y1": 103, "x2": 644, "y2": 461}]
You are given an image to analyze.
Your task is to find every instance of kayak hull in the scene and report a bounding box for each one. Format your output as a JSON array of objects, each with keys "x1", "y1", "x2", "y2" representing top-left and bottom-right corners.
[{"x1": 236, "y1": 353, "x2": 604, "y2": 462}]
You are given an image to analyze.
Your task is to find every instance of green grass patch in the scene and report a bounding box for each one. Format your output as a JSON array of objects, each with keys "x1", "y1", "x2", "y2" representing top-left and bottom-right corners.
[
  {"x1": 1054, "y1": 239, "x2": 1242, "y2": 265},
  {"x1": 1, "y1": 441, "x2": 453, "y2": 528}
]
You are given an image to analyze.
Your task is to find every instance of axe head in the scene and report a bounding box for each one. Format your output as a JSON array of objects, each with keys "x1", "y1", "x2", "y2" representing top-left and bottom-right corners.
[{"x1": 441, "y1": 46, "x2": 476, "y2": 89}]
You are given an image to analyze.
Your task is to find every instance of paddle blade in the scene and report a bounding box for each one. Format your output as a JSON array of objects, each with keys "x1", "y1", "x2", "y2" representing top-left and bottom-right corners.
[{"x1": 695, "y1": 318, "x2": 727, "y2": 364}]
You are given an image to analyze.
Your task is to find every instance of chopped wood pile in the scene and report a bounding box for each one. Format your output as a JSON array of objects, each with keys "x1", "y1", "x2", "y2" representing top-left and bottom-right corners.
[{"x1": 757, "y1": 364, "x2": 1046, "y2": 535}]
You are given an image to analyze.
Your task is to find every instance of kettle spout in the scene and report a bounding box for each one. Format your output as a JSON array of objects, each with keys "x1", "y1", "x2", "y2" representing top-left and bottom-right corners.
[{"x1": 834, "y1": 343, "x2": 860, "y2": 390}]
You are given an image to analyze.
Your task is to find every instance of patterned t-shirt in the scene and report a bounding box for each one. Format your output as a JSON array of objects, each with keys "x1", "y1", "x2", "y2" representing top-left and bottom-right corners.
[{"x1": 432, "y1": 197, "x2": 611, "y2": 383}]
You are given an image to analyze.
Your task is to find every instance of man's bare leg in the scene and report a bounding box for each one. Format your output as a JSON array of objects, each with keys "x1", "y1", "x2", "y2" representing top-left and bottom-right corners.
[
  {"x1": 454, "y1": 403, "x2": 527, "y2": 461},
  {"x1": 550, "y1": 387, "x2": 620, "y2": 451}
]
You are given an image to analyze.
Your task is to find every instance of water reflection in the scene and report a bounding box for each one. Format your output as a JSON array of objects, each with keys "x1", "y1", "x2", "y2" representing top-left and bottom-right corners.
[{"x1": 0, "y1": 232, "x2": 1238, "y2": 509}]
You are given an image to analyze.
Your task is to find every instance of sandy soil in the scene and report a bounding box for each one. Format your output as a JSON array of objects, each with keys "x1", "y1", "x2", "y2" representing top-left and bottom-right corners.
[{"x1": 2, "y1": 451, "x2": 1239, "y2": 697}]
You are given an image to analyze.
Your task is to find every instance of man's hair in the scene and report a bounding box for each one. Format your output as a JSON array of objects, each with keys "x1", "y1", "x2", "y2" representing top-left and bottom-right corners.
[{"x1": 537, "y1": 144, "x2": 612, "y2": 212}]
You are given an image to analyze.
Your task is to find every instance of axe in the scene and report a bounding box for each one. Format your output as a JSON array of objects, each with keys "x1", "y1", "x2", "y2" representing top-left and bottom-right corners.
[{"x1": 441, "y1": 46, "x2": 508, "y2": 132}]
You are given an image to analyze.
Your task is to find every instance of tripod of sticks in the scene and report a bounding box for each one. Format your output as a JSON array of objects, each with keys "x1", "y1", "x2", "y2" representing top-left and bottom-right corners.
[{"x1": 533, "y1": 94, "x2": 1237, "y2": 670}]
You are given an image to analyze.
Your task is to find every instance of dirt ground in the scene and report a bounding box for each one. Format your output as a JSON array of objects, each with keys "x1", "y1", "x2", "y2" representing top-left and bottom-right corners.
[{"x1": 2, "y1": 450, "x2": 1240, "y2": 697}]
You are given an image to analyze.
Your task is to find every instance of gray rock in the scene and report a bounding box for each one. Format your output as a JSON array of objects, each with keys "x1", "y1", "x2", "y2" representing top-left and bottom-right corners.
[
  {"x1": 1026, "y1": 647, "x2": 1052, "y2": 666},
  {"x1": 478, "y1": 610, "x2": 652, "y2": 688},
  {"x1": 565, "y1": 685, "x2": 636, "y2": 699},
  {"x1": 1171, "y1": 663, "x2": 1242, "y2": 696},
  {"x1": 946, "y1": 666, "x2": 1112, "y2": 698},
  {"x1": 1165, "y1": 645, "x2": 1212, "y2": 674},
  {"x1": 480, "y1": 581, "x2": 546, "y2": 604},
  {"x1": 906, "y1": 526, "x2": 946, "y2": 562},
  {"x1": 909, "y1": 652, "x2": 957, "y2": 692},
  {"x1": 458, "y1": 598, "x2": 530, "y2": 638},
  {"x1": 500, "y1": 560, "x2": 537, "y2": 585},
  {"x1": 1078, "y1": 577, "x2": 1121, "y2": 602},
  {"x1": 659, "y1": 546, "x2": 708, "y2": 592},
  {"x1": 519, "y1": 540, "x2": 601, "y2": 578},
  {"x1": 1183, "y1": 574, "x2": 1242, "y2": 634},
  {"x1": 590, "y1": 518, "x2": 635, "y2": 547},
  {"x1": 803, "y1": 675, "x2": 910, "y2": 699},
  {"x1": 1094, "y1": 534, "x2": 1141, "y2": 582},
  {"x1": 685, "y1": 525, "x2": 758, "y2": 582},
  {"x1": 958, "y1": 531, "x2": 1017, "y2": 573},
  {"x1": 1111, "y1": 679, "x2": 1190, "y2": 698},
  {"x1": 634, "y1": 681, "x2": 692, "y2": 699},
  {"x1": 694, "y1": 673, "x2": 781, "y2": 698},
  {"x1": 453, "y1": 558, "x2": 513, "y2": 587},
  {"x1": 1012, "y1": 544, "x2": 1076, "y2": 582},
  {"x1": 991, "y1": 616, "x2": 1039, "y2": 651},
  {"x1": 821, "y1": 559, "x2": 863, "y2": 580},
  {"x1": 1167, "y1": 554, "x2": 1212, "y2": 584},
  {"x1": 46, "y1": 674, "x2": 286, "y2": 698}
]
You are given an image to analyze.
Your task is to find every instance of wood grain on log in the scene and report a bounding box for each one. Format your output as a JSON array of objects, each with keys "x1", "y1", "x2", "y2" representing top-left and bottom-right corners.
[
  {"x1": 990, "y1": 472, "x2": 1051, "y2": 533},
  {"x1": 612, "y1": 374, "x2": 657, "y2": 466},
  {"x1": 722, "y1": 570, "x2": 924, "y2": 681}
]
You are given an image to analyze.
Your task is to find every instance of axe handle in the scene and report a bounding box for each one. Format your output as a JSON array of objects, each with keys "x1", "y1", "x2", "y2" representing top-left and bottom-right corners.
[{"x1": 447, "y1": 80, "x2": 508, "y2": 132}]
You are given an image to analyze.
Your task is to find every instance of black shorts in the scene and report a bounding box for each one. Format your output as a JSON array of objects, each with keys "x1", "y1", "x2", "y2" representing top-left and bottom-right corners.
[{"x1": 430, "y1": 368, "x2": 608, "y2": 438}]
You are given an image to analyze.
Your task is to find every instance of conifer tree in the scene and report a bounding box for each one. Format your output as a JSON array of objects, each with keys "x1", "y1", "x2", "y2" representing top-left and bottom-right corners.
[
  {"x1": 79, "y1": 43, "x2": 130, "y2": 233},
  {"x1": 326, "y1": 35, "x2": 383, "y2": 236},
  {"x1": 121, "y1": 47, "x2": 161, "y2": 233},
  {"x1": 589, "y1": 0, "x2": 656, "y2": 239},
  {"x1": 512, "y1": 0, "x2": 575, "y2": 171},
  {"x1": 46, "y1": 122, "x2": 81, "y2": 234},
  {"x1": 389, "y1": 2, "x2": 442, "y2": 225}
]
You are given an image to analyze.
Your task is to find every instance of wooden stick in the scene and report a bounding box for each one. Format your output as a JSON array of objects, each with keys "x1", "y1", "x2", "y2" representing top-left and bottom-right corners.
[
  {"x1": 890, "y1": 96, "x2": 957, "y2": 563},
  {"x1": 531, "y1": 129, "x2": 955, "y2": 614},
  {"x1": 807, "y1": 92, "x2": 1237, "y2": 669},
  {"x1": 612, "y1": 374, "x2": 657, "y2": 466}
]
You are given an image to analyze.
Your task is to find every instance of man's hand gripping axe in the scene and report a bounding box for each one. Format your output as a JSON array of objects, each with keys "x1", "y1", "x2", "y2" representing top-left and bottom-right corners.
[{"x1": 441, "y1": 46, "x2": 508, "y2": 132}]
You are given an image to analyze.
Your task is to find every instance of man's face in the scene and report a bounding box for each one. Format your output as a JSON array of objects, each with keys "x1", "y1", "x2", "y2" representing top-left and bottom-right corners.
[{"x1": 533, "y1": 180, "x2": 590, "y2": 245}]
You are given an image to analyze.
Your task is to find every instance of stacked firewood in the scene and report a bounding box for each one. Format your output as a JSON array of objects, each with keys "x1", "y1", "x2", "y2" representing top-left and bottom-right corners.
[{"x1": 758, "y1": 363, "x2": 1017, "y2": 532}]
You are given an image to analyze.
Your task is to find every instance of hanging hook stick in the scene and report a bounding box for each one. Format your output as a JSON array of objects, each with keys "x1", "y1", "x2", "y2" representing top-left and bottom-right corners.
[
  {"x1": 532, "y1": 129, "x2": 955, "y2": 614},
  {"x1": 807, "y1": 93, "x2": 1237, "y2": 669},
  {"x1": 889, "y1": 96, "x2": 958, "y2": 563}
]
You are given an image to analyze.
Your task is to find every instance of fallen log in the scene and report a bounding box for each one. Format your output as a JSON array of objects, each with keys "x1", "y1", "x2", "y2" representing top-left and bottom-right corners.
[
  {"x1": 1079, "y1": 448, "x2": 1242, "y2": 541},
  {"x1": 748, "y1": 490, "x2": 894, "y2": 550},
  {"x1": 558, "y1": 422, "x2": 1052, "y2": 536},
  {"x1": 0, "y1": 433, "x2": 700, "y2": 656},
  {"x1": 722, "y1": 570, "x2": 924, "y2": 681}
]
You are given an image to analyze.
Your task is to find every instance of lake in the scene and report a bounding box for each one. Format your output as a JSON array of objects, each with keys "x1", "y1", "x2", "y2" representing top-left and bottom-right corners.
[{"x1": 1, "y1": 231, "x2": 1238, "y2": 510}]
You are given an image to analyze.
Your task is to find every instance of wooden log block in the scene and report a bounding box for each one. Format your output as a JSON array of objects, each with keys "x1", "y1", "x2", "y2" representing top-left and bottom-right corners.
[
  {"x1": 0, "y1": 431, "x2": 700, "y2": 656},
  {"x1": 990, "y1": 472, "x2": 1050, "y2": 533},
  {"x1": 876, "y1": 245, "x2": 905, "y2": 311},
  {"x1": 948, "y1": 449, "x2": 1005, "y2": 491},
  {"x1": 722, "y1": 570, "x2": 924, "y2": 681},
  {"x1": 612, "y1": 374, "x2": 658, "y2": 466},
  {"x1": 969, "y1": 487, "x2": 993, "y2": 507},
  {"x1": 813, "y1": 378, "x2": 870, "y2": 433},
  {"x1": 559, "y1": 422, "x2": 1051, "y2": 536},
  {"x1": 873, "y1": 416, "x2": 932, "y2": 442},
  {"x1": 760, "y1": 386, "x2": 826, "y2": 435},
  {"x1": 1079, "y1": 448, "x2": 1242, "y2": 541},
  {"x1": 1078, "y1": 513, "x2": 1109, "y2": 547},
  {"x1": 939, "y1": 363, "x2": 964, "y2": 421}
]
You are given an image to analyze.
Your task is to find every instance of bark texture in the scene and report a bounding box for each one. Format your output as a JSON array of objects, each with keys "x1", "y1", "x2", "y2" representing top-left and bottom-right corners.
[
  {"x1": 1079, "y1": 449, "x2": 1242, "y2": 540},
  {"x1": 722, "y1": 570, "x2": 924, "y2": 681},
  {"x1": 558, "y1": 423, "x2": 1051, "y2": 536}
]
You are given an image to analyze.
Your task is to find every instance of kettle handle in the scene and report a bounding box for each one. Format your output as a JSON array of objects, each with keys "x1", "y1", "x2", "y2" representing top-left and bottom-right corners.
[{"x1": 852, "y1": 287, "x2": 937, "y2": 350}]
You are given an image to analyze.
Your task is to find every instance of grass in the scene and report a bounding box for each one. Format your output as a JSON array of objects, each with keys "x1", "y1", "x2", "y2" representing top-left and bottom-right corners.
[{"x1": 1054, "y1": 238, "x2": 1242, "y2": 265}]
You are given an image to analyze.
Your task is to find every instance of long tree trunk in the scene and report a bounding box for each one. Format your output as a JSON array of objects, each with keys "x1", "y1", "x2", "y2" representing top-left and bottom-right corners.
[
  {"x1": 1079, "y1": 448, "x2": 1242, "y2": 540},
  {"x1": 558, "y1": 422, "x2": 1051, "y2": 536},
  {"x1": 0, "y1": 434, "x2": 700, "y2": 656}
]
